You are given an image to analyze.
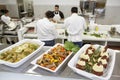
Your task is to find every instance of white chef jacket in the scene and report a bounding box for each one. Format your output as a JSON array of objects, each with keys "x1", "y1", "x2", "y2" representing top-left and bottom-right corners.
[
  {"x1": 36, "y1": 18, "x2": 58, "y2": 41},
  {"x1": 64, "y1": 13, "x2": 86, "y2": 42},
  {"x1": 1, "y1": 15, "x2": 17, "y2": 30},
  {"x1": 1, "y1": 15, "x2": 11, "y2": 25}
]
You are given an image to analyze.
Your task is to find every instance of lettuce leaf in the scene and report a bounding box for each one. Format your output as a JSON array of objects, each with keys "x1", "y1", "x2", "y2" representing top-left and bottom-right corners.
[{"x1": 64, "y1": 41, "x2": 80, "y2": 53}]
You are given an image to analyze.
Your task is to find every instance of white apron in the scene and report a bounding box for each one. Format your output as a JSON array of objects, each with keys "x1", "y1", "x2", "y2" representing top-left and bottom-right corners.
[
  {"x1": 53, "y1": 12, "x2": 61, "y2": 22},
  {"x1": 7, "y1": 21, "x2": 17, "y2": 30}
]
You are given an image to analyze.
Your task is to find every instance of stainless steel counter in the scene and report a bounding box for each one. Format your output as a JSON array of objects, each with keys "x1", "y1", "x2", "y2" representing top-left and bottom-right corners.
[{"x1": 0, "y1": 45, "x2": 120, "y2": 80}]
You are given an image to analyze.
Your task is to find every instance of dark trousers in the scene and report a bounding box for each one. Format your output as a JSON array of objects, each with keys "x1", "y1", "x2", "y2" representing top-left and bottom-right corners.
[
  {"x1": 73, "y1": 41, "x2": 83, "y2": 48},
  {"x1": 43, "y1": 40, "x2": 55, "y2": 46}
]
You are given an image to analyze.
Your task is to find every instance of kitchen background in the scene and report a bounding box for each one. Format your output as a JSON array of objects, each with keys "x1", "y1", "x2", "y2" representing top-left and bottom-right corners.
[{"x1": 0, "y1": 0, "x2": 120, "y2": 24}]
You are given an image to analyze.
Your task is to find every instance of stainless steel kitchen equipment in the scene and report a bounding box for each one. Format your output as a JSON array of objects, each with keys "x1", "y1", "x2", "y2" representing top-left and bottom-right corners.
[{"x1": 79, "y1": 0, "x2": 106, "y2": 16}]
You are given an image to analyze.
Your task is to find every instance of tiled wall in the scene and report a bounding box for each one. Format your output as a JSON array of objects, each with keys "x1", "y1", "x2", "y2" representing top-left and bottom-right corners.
[
  {"x1": 96, "y1": 6, "x2": 120, "y2": 25},
  {"x1": 32, "y1": 0, "x2": 120, "y2": 25},
  {"x1": 33, "y1": 4, "x2": 120, "y2": 25},
  {"x1": 33, "y1": 5, "x2": 79, "y2": 19},
  {"x1": 0, "y1": 0, "x2": 19, "y2": 18},
  {"x1": 1, "y1": 0, "x2": 120, "y2": 24},
  {"x1": 6, "y1": 4, "x2": 19, "y2": 18}
]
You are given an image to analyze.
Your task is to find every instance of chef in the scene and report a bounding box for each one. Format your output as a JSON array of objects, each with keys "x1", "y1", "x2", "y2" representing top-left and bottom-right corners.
[
  {"x1": 53, "y1": 5, "x2": 64, "y2": 22},
  {"x1": 1, "y1": 10, "x2": 18, "y2": 31},
  {"x1": 64, "y1": 7, "x2": 87, "y2": 47},
  {"x1": 1, "y1": 10, "x2": 16, "y2": 44},
  {"x1": 36, "y1": 11, "x2": 58, "y2": 46}
]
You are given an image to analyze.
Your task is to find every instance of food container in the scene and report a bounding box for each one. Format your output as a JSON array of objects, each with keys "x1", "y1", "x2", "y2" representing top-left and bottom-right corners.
[
  {"x1": 0, "y1": 39, "x2": 45, "y2": 67},
  {"x1": 31, "y1": 43, "x2": 73, "y2": 73},
  {"x1": 0, "y1": 72, "x2": 81, "y2": 80},
  {"x1": 68, "y1": 44, "x2": 116, "y2": 80}
]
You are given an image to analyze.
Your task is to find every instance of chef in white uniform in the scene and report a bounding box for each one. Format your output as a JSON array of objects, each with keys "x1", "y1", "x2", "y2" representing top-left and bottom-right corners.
[
  {"x1": 1, "y1": 10, "x2": 16, "y2": 44},
  {"x1": 1, "y1": 10, "x2": 17, "y2": 31},
  {"x1": 64, "y1": 7, "x2": 87, "y2": 47},
  {"x1": 53, "y1": 5, "x2": 64, "y2": 22},
  {"x1": 36, "y1": 11, "x2": 58, "y2": 46}
]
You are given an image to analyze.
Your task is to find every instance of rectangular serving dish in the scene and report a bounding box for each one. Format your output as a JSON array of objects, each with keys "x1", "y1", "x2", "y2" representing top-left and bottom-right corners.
[
  {"x1": 0, "y1": 72, "x2": 81, "y2": 80},
  {"x1": 0, "y1": 39, "x2": 45, "y2": 67},
  {"x1": 68, "y1": 44, "x2": 116, "y2": 80},
  {"x1": 31, "y1": 43, "x2": 73, "y2": 73}
]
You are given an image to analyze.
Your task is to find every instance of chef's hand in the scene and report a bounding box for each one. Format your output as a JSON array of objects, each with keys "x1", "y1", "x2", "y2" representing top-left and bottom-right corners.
[{"x1": 51, "y1": 19, "x2": 57, "y2": 23}]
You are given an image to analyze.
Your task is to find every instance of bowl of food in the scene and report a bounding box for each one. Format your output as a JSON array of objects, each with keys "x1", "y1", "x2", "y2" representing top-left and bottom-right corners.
[
  {"x1": 68, "y1": 44, "x2": 116, "y2": 80},
  {"x1": 31, "y1": 43, "x2": 73, "y2": 72},
  {"x1": 0, "y1": 39, "x2": 45, "y2": 67}
]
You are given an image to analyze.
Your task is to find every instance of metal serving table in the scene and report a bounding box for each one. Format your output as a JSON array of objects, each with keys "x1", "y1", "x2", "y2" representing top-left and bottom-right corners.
[{"x1": 0, "y1": 45, "x2": 120, "y2": 80}]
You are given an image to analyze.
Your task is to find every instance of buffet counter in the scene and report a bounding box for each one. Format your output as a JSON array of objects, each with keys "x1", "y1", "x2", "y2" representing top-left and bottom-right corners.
[{"x1": 0, "y1": 45, "x2": 120, "y2": 80}]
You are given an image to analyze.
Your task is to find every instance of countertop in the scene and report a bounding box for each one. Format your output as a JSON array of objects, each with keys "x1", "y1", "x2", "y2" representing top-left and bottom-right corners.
[{"x1": 22, "y1": 22, "x2": 120, "y2": 43}]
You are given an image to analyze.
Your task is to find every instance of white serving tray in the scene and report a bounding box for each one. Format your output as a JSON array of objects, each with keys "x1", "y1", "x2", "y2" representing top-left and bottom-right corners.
[
  {"x1": 0, "y1": 39, "x2": 45, "y2": 67},
  {"x1": 0, "y1": 72, "x2": 81, "y2": 80},
  {"x1": 68, "y1": 44, "x2": 116, "y2": 80},
  {"x1": 31, "y1": 43, "x2": 73, "y2": 73}
]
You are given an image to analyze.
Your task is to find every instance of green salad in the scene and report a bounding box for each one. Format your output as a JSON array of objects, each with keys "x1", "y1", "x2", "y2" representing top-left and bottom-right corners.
[{"x1": 64, "y1": 41, "x2": 80, "y2": 53}]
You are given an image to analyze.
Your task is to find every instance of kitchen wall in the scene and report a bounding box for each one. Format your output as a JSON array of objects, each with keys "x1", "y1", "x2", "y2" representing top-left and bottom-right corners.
[
  {"x1": 0, "y1": 0, "x2": 7, "y2": 10},
  {"x1": 33, "y1": 0, "x2": 79, "y2": 5},
  {"x1": 0, "y1": 0, "x2": 7, "y2": 4},
  {"x1": 33, "y1": 0, "x2": 80, "y2": 18},
  {"x1": 6, "y1": 0, "x2": 19, "y2": 18},
  {"x1": 33, "y1": 0, "x2": 120, "y2": 19},
  {"x1": 106, "y1": 0, "x2": 120, "y2": 6},
  {"x1": 96, "y1": 6, "x2": 120, "y2": 25},
  {"x1": 99, "y1": 0, "x2": 120, "y2": 24},
  {"x1": 0, "y1": 0, "x2": 120, "y2": 19},
  {"x1": 23, "y1": 0, "x2": 33, "y2": 12},
  {"x1": 0, "y1": 0, "x2": 19, "y2": 18}
]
